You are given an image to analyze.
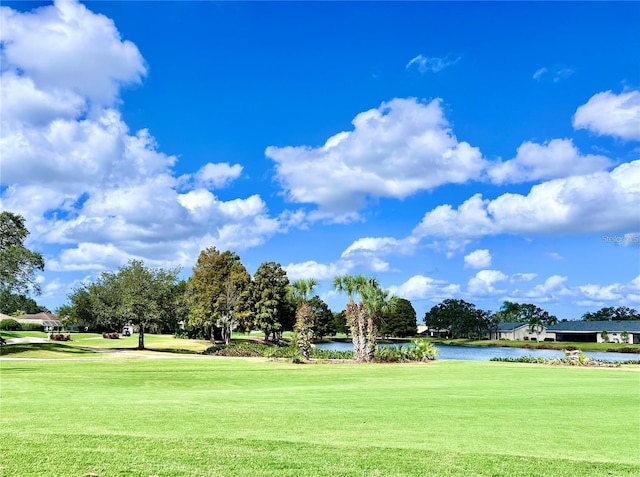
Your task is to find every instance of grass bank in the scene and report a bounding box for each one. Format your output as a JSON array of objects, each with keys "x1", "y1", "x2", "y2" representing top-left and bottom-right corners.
[
  {"x1": 1, "y1": 357, "x2": 639, "y2": 476},
  {"x1": 427, "y1": 337, "x2": 640, "y2": 353}
]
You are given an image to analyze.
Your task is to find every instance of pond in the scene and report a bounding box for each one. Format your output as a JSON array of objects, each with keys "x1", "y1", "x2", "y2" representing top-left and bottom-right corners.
[{"x1": 314, "y1": 341, "x2": 640, "y2": 362}]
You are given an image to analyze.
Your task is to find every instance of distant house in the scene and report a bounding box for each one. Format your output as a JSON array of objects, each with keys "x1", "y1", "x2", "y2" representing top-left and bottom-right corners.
[
  {"x1": 488, "y1": 322, "x2": 553, "y2": 341},
  {"x1": 421, "y1": 325, "x2": 450, "y2": 338},
  {"x1": 15, "y1": 312, "x2": 62, "y2": 331},
  {"x1": 547, "y1": 320, "x2": 640, "y2": 344}
]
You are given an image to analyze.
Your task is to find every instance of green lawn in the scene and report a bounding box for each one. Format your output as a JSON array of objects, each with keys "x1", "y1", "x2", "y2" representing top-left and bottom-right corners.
[
  {"x1": 0, "y1": 331, "x2": 212, "y2": 356},
  {"x1": 1, "y1": 357, "x2": 639, "y2": 476}
]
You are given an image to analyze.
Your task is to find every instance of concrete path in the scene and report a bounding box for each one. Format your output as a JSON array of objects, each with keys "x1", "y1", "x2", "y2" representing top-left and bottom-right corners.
[{"x1": 3, "y1": 337, "x2": 48, "y2": 344}]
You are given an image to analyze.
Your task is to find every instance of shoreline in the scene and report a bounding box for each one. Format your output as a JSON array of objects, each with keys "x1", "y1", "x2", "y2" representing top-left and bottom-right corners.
[{"x1": 318, "y1": 336, "x2": 640, "y2": 354}]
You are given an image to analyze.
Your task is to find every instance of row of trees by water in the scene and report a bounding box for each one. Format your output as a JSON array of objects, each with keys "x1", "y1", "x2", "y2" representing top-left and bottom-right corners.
[
  {"x1": 2, "y1": 210, "x2": 638, "y2": 353},
  {"x1": 55, "y1": 247, "x2": 418, "y2": 354}
]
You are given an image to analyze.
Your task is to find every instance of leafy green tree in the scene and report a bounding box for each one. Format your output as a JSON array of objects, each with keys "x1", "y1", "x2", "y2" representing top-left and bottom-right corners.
[
  {"x1": 252, "y1": 261, "x2": 290, "y2": 341},
  {"x1": 380, "y1": 297, "x2": 417, "y2": 338},
  {"x1": 424, "y1": 299, "x2": 494, "y2": 339},
  {"x1": 0, "y1": 211, "x2": 45, "y2": 295},
  {"x1": 333, "y1": 310, "x2": 348, "y2": 335},
  {"x1": 0, "y1": 289, "x2": 47, "y2": 315},
  {"x1": 582, "y1": 306, "x2": 639, "y2": 321},
  {"x1": 66, "y1": 260, "x2": 181, "y2": 349},
  {"x1": 61, "y1": 286, "x2": 100, "y2": 331},
  {"x1": 186, "y1": 247, "x2": 252, "y2": 343},
  {"x1": 112, "y1": 260, "x2": 181, "y2": 349},
  {"x1": 497, "y1": 301, "x2": 522, "y2": 322},
  {"x1": 309, "y1": 296, "x2": 335, "y2": 340}
]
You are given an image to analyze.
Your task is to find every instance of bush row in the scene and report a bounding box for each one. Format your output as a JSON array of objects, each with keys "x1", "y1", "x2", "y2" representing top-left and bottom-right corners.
[
  {"x1": 102, "y1": 332, "x2": 120, "y2": 339},
  {"x1": 203, "y1": 339, "x2": 438, "y2": 363},
  {"x1": 204, "y1": 341, "x2": 295, "y2": 358},
  {"x1": 488, "y1": 351, "x2": 637, "y2": 367}
]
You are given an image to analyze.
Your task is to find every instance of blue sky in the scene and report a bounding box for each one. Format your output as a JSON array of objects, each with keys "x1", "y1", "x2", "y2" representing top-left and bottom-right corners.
[{"x1": 1, "y1": 0, "x2": 639, "y2": 320}]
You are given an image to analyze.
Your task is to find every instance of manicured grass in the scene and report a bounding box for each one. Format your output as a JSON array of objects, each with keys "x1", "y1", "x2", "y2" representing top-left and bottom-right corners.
[
  {"x1": 1, "y1": 357, "x2": 638, "y2": 476},
  {"x1": 0, "y1": 330, "x2": 47, "y2": 339},
  {"x1": 0, "y1": 331, "x2": 212, "y2": 356}
]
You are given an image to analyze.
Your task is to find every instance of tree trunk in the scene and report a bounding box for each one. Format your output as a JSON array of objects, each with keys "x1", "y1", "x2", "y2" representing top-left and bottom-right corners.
[
  {"x1": 138, "y1": 325, "x2": 145, "y2": 350},
  {"x1": 366, "y1": 315, "x2": 377, "y2": 362}
]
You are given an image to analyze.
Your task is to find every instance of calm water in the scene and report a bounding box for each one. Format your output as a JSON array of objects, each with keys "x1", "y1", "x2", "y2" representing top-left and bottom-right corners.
[{"x1": 314, "y1": 341, "x2": 640, "y2": 362}]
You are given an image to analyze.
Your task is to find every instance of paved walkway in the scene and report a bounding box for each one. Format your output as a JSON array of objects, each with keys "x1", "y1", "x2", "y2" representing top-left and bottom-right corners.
[{"x1": 3, "y1": 337, "x2": 48, "y2": 344}]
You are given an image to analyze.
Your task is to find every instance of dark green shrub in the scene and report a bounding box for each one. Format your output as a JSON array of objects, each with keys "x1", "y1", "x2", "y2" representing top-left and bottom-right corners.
[
  {"x1": 49, "y1": 333, "x2": 71, "y2": 341},
  {"x1": 408, "y1": 339, "x2": 439, "y2": 361},
  {"x1": 0, "y1": 319, "x2": 21, "y2": 331},
  {"x1": 20, "y1": 322, "x2": 44, "y2": 332},
  {"x1": 375, "y1": 345, "x2": 406, "y2": 362},
  {"x1": 309, "y1": 348, "x2": 353, "y2": 360}
]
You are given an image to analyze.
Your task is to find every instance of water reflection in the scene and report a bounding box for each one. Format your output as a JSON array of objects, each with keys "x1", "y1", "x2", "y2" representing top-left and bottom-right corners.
[{"x1": 314, "y1": 341, "x2": 640, "y2": 362}]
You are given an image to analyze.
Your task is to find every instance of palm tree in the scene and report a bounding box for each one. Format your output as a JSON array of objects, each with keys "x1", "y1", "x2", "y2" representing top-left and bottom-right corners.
[
  {"x1": 333, "y1": 274, "x2": 391, "y2": 362},
  {"x1": 359, "y1": 278, "x2": 392, "y2": 361},
  {"x1": 333, "y1": 274, "x2": 366, "y2": 361},
  {"x1": 290, "y1": 278, "x2": 318, "y2": 360},
  {"x1": 290, "y1": 278, "x2": 318, "y2": 304}
]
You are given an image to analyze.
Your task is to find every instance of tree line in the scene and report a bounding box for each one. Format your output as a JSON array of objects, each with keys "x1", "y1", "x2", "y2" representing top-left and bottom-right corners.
[
  {"x1": 423, "y1": 299, "x2": 640, "y2": 340},
  {"x1": 1, "y1": 210, "x2": 638, "y2": 350},
  {"x1": 56, "y1": 247, "x2": 419, "y2": 354}
]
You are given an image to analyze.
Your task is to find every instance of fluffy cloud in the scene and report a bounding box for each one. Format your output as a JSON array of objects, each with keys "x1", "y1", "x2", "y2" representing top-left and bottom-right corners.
[
  {"x1": 193, "y1": 162, "x2": 243, "y2": 189},
  {"x1": 573, "y1": 90, "x2": 640, "y2": 141},
  {"x1": 464, "y1": 249, "x2": 491, "y2": 269},
  {"x1": 0, "y1": 0, "x2": 146, "y2": 106},
  {"x1": 510, "y1": 273, "x2": 537, "y2": 283},
  {"x1": 406, "y1": 54, "x2": 460, "y2": 74},
  {"x1": 413, "y1": 160, "x2": 640, "y2": 239},
  {"x1": 467, "y1": 270, "x2": 508, "y2": 295},
  {"x1": 284, "y1": 260, "x2": 351, "y2": 281},
  {"x1": 0, "y1": 1, "x2": 286, "y2": 273},
  {"x1": 266, "y1": 97, "x2": 486, "y2": 222},
  {"x1": 341, "y1": 237, "x2": 410, "y2": 258},
  {"x1": 573, "y1": 276, "x2": 639, "y2": 307},
  {"x1": 522, "y1": 275, "x2": 570, "y2": 301},
  {"x1": 388, "y1": 275, "x2": 451, "y2": 301},
  {"x1": 488, "y1": 139, "x2": 611, "y2": 184}
]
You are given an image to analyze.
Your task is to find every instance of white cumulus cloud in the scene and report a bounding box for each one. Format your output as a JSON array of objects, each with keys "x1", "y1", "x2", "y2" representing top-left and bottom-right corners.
[
  {"x1": 488, "y1": 138, "x2": 611, "y2": 184},
  {"x1": 464, "y1": 249, "x2": 492, "y2": 269},
  {"x1": 266, "y1": 97, "x2": 486, "y2": 222},
  {"x1": 413, "y1": 161, "x2": 640, "y2": 240},
  {"x1": 573, "y1": 90, "x2": 640, "y2": 141},
  {"x1": 0, "y1": 0, "x2": 289, "y2": 273},
  {"x1": 388, "y1": 275, "x2": 450, "y2": 301},
  {"x1": 467, "y1": 270, "x2": 508, "y2": 295}
]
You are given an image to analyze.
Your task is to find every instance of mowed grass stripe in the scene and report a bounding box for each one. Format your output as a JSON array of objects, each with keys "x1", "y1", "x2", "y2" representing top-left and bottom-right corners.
[
  {"x1": 1, "y1": 359, "x2": 639, "y2": 476},
  {"x1": 3, "y1": 432, "x2": 639, "y2": 477}
]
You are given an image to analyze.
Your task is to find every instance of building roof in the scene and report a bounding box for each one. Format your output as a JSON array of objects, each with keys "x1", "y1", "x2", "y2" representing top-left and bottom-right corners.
[
  {"x1": 547, "y1": 320, "x2": 640, "y2": 333},
  {"x1": 496, "y1": 322, "x2": 529, "y2": 331},
  {"x1": 15, "y1": 312, "x2": 61, "y2": 328}
]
